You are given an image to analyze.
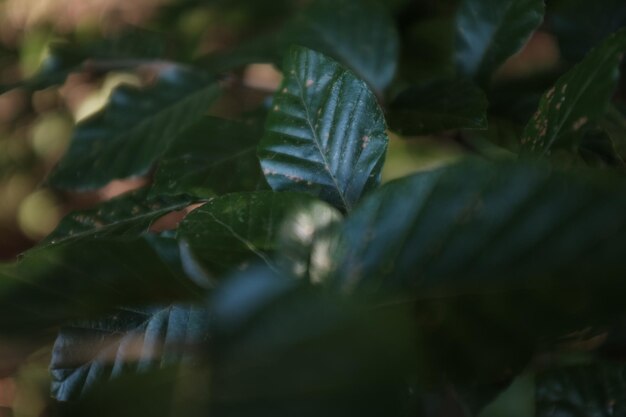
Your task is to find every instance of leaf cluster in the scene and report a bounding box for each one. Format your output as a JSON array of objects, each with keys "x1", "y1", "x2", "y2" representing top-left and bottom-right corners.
[{"x1": 2, "y1": 0, "x2": 626, "y2": 415}]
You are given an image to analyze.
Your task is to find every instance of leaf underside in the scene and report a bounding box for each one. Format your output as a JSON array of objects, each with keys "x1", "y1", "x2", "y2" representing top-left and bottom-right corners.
[{"x1": 51, "y1": 304, "x2": 210, "y2": 401}]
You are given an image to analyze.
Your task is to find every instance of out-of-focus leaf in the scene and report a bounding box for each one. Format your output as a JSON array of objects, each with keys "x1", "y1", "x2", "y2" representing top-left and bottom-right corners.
[
  {"x1": 258, "y1": 47, "x2": 388, "y2": 211},
  {"x1": 579, "y1": 128, "x2": 625, "y2": 168},
  {"x1": 521, "y1": 29, "x2": 626, "y2": 155},
  {"x1": 479, "y1": 374, "x2": 534, "y2": 417},
  {"x1": 388, "y1": 78, "x2": 488, "y2": 135},
  {"x1": 547, "y1": 0, "x2": 626, "y2": 63},
  {"x1": 455, "y1": 0, "x2": 544, "y2": 85},
  {"x1": 51, "y1": 304, "x2": 210, "y2": 401},
  {"x1": 276, "y1": 199, "x2": 342, "y2": 283},
  {"x1": 536, "y1": 363, "x2": 626, "y2": 417},
  {"x1": 0, "y1": 238, "x2": 201, "y2": 334},
  {"x1": 198, "y1": 0, "x2": 399, "y2": 93},
  {"x1": 333, "y1": 158, "x2": 626, "y2": 293},
  {"x1": 1, "y1": 29, "x2": 168, "y2": 94},
  {"x1": 602, "y1": 104, "x2": 626, "y2": 158},
  {"x1": 178, "y1": 192, "x2": 319, "y2": 275},
  {"x1": 400, "y1": 17, "x2": 456, "y2": 83},
  {"x1": 57, "y1": 365, "x2": 209, "y2": 417},
  {"x1": 151, "y1": 116, "x2": 265, "y2": 198},
  {"x1": 40, "y1": 189, "x2": 195, "y2": 249},
  {"x1": 208, "y1": 266, "x2": 417, "y2": 417},
  {"x1": 287, "y1": 0, "x2": 399, "y2": 93},
  {"x1": 48, "y1": 66, "x2": 220, "y2": 190}
]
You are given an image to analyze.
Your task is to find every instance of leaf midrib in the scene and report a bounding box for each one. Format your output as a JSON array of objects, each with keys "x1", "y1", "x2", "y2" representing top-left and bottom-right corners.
[{"x1": 293, "y1": 68, "x2": 352, "y2": 211}]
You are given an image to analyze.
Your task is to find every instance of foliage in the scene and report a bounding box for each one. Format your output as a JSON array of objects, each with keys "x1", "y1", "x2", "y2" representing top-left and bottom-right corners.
[{"x1": 1, "y1": 0, "x2": 626, "y2": 415}]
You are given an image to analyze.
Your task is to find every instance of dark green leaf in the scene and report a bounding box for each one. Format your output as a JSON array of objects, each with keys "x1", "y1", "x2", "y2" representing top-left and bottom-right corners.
[
  {"x1": 151, "y1": 116, "x2": 265, "y2": 198},
  {"x1": 333, "y1": 158, "x2": 626, "y2": 293},
  {"x1": 57, "y1": 366, "x2": 208, "y2": 417},
  {"x1": 602, "y1": 104, "x2": 626, "y2": 158},
  {"x1": 51, "y1": 304, "x2": 210, "y2": 401},
  {"x1": 400, "y1": 17, "x2": 456, "y2": 83},
  {"x1": 197, "y1": 0, "x2": 399, "y2": 93},
  {"x1": 208, "y1": 266, "x2": 417, "y2": 417},
  {"x1": 0, "y1": 238, "x2": 200, "y2": 334},
  {"x1": 547, "y1": 0, "x2": 626, "y2": 63},
  {"x1": 521, "y1": 29, "x2": 626, "y2": 155},
  {"x1": 389, "y1": 78, "x2": 488, "y2": 135},
  {"x1": 287, "y1": 0, "x2": 399, "y2": 93},
  {"x1": 178, "y1": 191, "x2": 319, "y2": 275},
  {"x1": 455, "y1": 0, "x2": 544, "y2": 85},
  {"x1": 258, "y1": 46, "x2": 388, "y2": 211},
  {"x1": 579, "y1": 128, "x2": 625, "y2": 168},
  {"x1": 40, "y1": 189, "x2": 195, "y2": 249},
  {"x1": 47, "y1": 67, "x2": 220, "y2": 190},
  {"x1": 536, "y1": 363, "x2": 626, "y2": 417}
]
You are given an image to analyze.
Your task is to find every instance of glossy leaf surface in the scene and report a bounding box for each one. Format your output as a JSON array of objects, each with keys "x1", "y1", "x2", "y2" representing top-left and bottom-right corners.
[{"x1": 259, "y1": 47, "x2": 388, "y2": 211}]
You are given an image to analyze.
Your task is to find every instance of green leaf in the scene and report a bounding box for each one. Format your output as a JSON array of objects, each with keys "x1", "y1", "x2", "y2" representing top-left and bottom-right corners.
[
  {"x1": 455, "y1": 0, "x2": 544, "y2": 84},
  {"x1": 208, "y1": 266, "x2": 416, "y2": 417},
  {"x1": 536, "y1": 363, "x2": 626, "y2": 417},
  {"x1": 388, "y1": 78, "x2": 488, "y2": 135},
  {"x1": 333, "y1": 158, "x2": 626, "y2": 293},
  {"x1": 197, "y1": 0, "x2": 399, "y2": 93},
  {"x1": 151, "y1": 116, "x2": 265, "y2": 198},
  {"x1": 0, "y1": 238, "x2": 201, "y2": 334},
  {"x1": 47, "y1": 66, "x2": 220, "y2": 190},
  {"x1": 521, "y1": 29, "x2": 626, "y2": 155},
  {"x1": 258, "y1": 46, "x2": 389, "y2": 212},
  {"x1": 178, "y1": 191, "x2": 319, "y2": 275},
  {"x1": 40, "y1": 189, "x2": 195, "y2": 249},
  {"x1": 51, "y1": 304, "x2": 210, "y2": 401}
]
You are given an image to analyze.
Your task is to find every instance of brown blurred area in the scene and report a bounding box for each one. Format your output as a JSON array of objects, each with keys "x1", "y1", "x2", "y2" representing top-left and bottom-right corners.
[{"x1": 0, "y1": 0, "x2": 205, "y2": 261}]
